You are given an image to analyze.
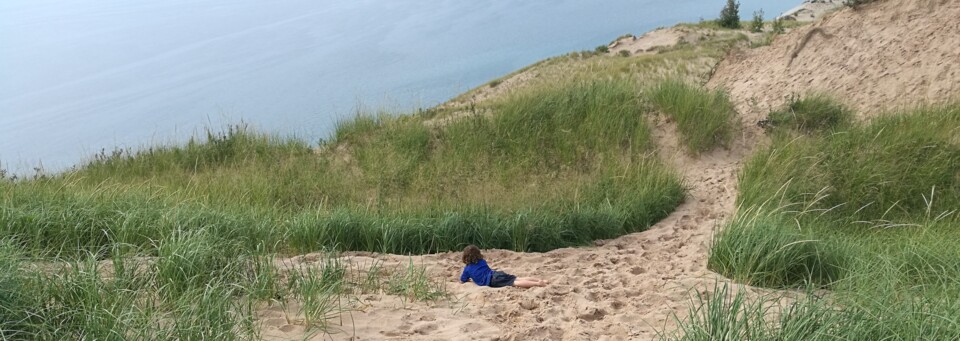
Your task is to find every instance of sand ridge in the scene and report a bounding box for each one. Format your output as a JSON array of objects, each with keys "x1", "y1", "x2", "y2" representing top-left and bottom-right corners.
[
  {"x1": 607, "y1": 28, "x2": 692, "y2": 56},
  {"x1": 709, "y1": 0, "x2": 960, "y2": 123}
]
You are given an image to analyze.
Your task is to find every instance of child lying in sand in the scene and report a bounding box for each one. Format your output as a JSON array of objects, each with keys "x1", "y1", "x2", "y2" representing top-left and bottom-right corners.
[{"x1": 459, "y1": 245, "x2": 548, "y2": 288}]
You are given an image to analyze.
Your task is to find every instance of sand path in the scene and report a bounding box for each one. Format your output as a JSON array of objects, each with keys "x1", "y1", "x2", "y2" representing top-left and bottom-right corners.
[{"x1": 259, "y1": 113, "x2": 763, "y2": 340}]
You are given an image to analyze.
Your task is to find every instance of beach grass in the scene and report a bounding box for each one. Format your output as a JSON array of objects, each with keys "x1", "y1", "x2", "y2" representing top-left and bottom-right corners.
[
  {"x1": 764, "y1": 94, "x2": 854, "y2": 134},
  {"x1": 647, "y1": 79, "x2": 737, "y2": 153},
  {"x1": 1, "y1": 78, "x2": 684, "y2": 258},
  {"x1": 0, "y1": 237, "x2": 453, "y2": 339},
  {"x1": 675, "y1": 103, "x2": 960, "y2": 340},
  {"x1": 0, "y1": 77, "x2": 689, "y2": 337}
]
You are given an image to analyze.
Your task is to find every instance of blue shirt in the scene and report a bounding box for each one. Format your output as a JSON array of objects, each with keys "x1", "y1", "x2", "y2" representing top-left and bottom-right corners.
[{"x1": 460, "y1": 259, "x2": 493, "y2": 286}]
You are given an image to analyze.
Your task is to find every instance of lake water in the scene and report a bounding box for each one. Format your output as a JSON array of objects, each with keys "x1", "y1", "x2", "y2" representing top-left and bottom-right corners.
[{"x1": 1, "y1": 0, "x2": 799, "y2": 174}]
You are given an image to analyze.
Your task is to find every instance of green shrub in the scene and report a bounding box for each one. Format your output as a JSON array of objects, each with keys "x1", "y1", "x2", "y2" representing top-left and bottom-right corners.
[
  {"x1": 718, "y1": 0, "x2": 741, "y2": 29},
  {"x1": 647, "y1": 80, "x2": 737, "y2": 153},
  {"x1": 772, "y1": 18, "x2": 786, "y2": 34},
  {"x1": 750, "y1": 10, "x2": 764, "y2": 33},
  {"x1": 595, "y1": 45, "x2": 609, "y2": 53}
]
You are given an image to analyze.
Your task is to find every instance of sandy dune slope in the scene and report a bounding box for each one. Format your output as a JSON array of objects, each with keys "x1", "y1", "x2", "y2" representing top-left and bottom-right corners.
[
  {"x1": 261, "y1": 0, "x2": 960, "y2": 339},
  {"x1": 710, "y1": 0, "x2": 960, "y2": 123}
]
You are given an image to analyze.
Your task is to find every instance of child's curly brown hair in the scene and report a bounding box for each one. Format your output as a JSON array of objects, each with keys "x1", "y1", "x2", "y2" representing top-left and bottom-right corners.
[{"x1": 462, "y1": 245, "x2": 483, "y2": 264}]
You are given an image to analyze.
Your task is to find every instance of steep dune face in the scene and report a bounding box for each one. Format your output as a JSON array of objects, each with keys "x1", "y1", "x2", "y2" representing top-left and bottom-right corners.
[{"x1": 709, "y1": 0, "x2": 960, "y2": 123}]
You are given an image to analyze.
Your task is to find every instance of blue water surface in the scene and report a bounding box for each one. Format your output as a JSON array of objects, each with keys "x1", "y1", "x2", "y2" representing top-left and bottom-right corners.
[{"x1": 0, "y1": 0, "x2": 798, "y2": 173}]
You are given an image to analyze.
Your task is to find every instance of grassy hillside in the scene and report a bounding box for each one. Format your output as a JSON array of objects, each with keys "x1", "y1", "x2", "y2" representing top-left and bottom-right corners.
[
  {"x1": 1, "y1": 79, "x2": 690, "y2": 258},
  {"x1": 668, "y1": 102, "x2": 960, "y2": 340},
  {"x1": 0, "y1": 25, "x2": 759, "y2": 339},
  {"x1": 0, "y1": 53, "x2": 742, "y2": 338}
]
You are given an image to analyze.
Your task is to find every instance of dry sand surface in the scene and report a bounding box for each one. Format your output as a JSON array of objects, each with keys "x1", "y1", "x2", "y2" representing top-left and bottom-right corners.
[
  {"x1": 260, "y1": 0, "x2": 959, "y2": 339},
  {"x1": 606, "y1": 26, "x2": 764, "y2": 57},
  {"x1": 607, "y1": 28, "x2": 690, "y2": 56},
  {"x1": 710, "y1": 0, "x2": 960, "y2": 123},
  {"x1": 779, "y1": 0, "x2": 845, "y2": 21}
]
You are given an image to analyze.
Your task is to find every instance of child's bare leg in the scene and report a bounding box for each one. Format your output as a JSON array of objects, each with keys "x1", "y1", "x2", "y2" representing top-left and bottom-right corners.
[
  {"x1": 516, "y1": 277, "x2": 549, "y2": 285},
  {"x1": 512, "y1": 279, "x2": 545, "y2": 288},
  {"x1": 513, "y1": 277, "x2": 547, "y2": 288}
]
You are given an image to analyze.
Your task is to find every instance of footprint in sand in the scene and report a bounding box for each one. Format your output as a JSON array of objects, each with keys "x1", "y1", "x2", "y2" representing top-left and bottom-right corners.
[
  {"x1": 578, "y1": 307, "x2": 607, "y2": 322},
  {"x1": 610, "y1": 301, "x2": 625, "y2": 310},
  {"x1": 413, "y1": 322, "x2": 438, "y2": 335}
]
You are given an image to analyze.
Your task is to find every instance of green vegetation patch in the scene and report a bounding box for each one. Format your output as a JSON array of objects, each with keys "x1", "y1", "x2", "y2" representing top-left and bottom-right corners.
[
  {"x1": 708, "y1": 209, "x2": 846, "y2": 288},
  {"x1": 0, "y1": 52, "x2": 701, "y2": 339},
  {"x1": 647, "y1": 79, "x2": 737, "y2": 154},
  {"x1": 765, "y1": 94, "x2": 854, "y2": 134},
  {"x1": 664, "y1": 275, "x2": 960, "y2": 341},
  {"x1": 742, "y1": 104, "x2": 960, "y2": 221},
  {"x1": 0, "y1": 239, "x2": 447, "y2": 339},
  {"x1": 1, "y1": 79, "x2": 684, "y2": 257},
  {"x1": 688, "y1": 103, "x2": 960, "y2": 340}
]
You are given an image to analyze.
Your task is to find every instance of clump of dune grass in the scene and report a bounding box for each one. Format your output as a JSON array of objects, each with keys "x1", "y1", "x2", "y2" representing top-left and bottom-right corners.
[
  {"x1": 386, "y1": 259, "x2": 449, "y2": 303},
  {"x1": 660, "y1": 282, "x2": 846, "y2": 341},
  {"x1": 0, "y1": 239, "x2": 450, "y2": 339},
  {"x1": 647, "y1": 79, "x2": 736, "y2": 154},
  {"x1": 708, "y1": 207, "x2": 846, "y2": 288},
  {"x1": 662, "y1": 277, "x2": 960, "y2": 341},
  {"x1": 0, "y1": 242, "x2": 260, "y2": 340},
  {"x1": 765, "y1": 94, "x2": 853, "y2": 134},
  {"x1": 154, "y1": 229, "x2": 249, "y2": 298},
  {"x1": 0, "y1": 240, "x2": 36, "y2": 339},
  {"x1": 0, "y1": 184, "x2": 280, "y2": 258},
  {"x1": 84, "y1": 123, "x2": 314, "y2": 178},
  {"x1": 740, "y1": 104, "x2": 960, "y2": 221}
]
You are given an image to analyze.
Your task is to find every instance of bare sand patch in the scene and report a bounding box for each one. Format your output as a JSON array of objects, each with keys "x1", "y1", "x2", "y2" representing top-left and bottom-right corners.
[{"x1": 710, "y1": 0, "x2": 960, "y2": 124}]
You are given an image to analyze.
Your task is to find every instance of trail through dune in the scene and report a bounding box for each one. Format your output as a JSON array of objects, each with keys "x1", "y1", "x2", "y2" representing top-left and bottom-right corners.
[
  {"x1": 259, "y1": 0, "x2": 960, "y2": 339},
  {"x1": 260, "y1": 113, "x2": 760, "y2": 340}
]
